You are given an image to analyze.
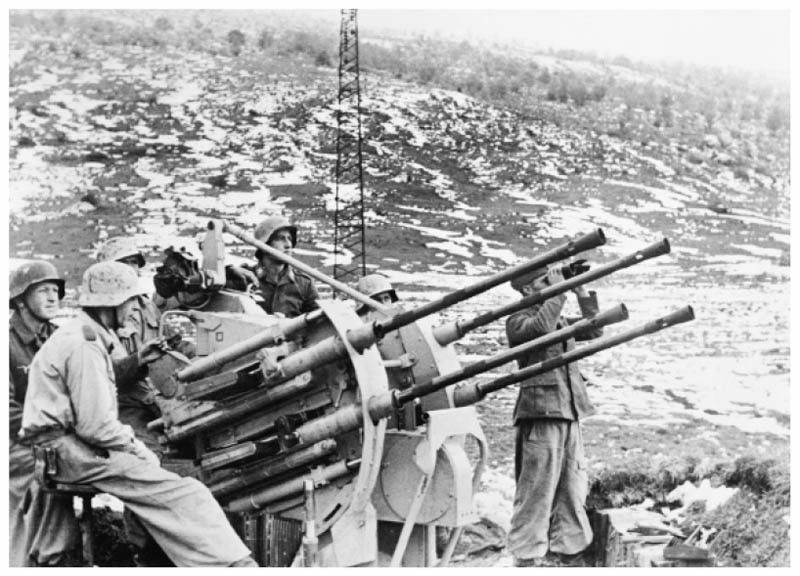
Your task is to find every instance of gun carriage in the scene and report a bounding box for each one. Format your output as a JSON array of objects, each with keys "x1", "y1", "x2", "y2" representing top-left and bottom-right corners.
[{"x1": 145, "y1": 220, "x2": 693, "y2": 567}]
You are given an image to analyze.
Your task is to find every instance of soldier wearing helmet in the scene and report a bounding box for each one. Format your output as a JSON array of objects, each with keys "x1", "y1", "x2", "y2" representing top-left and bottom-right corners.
[
  {"x1": 97, "y1": 238, "x2": 172, "y2": 566},
  {"x1": 355, "y1": 273, "x2": 399, "y2": 319},
  {"x1": 248, "y1": 215, "x2": 318, "y2": 318},
  {"x1": 97, "y1": 238, "x2": 163, "y2": 449},
  {"x1": 9, "y1": 261, "x2": 79, "y2": 566},
  {"x1": 152, "y1": 238, "x2": 208, "y2": 310},
  {"x1": 20, "y1": 262, "x2": 257, "y2": 567},
  {"x1": 505, "y1": 265, "x2": 601, "y2": 567}
]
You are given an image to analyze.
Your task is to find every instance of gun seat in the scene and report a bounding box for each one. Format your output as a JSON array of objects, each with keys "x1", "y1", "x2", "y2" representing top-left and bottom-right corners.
[{"x1": 42, "y1": 483, "x2": 101, "y2": 566}]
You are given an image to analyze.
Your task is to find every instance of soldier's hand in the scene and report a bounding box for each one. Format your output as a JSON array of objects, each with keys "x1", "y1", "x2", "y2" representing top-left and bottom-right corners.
[
  {"x1": 546, "y1": 266, "x2": 565, "y2": 286},
  {"x1": 227, "y1": 265, "x2": 259, "y2": 288},
  {"x1": 572, "y1": 285, "x2": 589, "y2": 298},
  {"x1": 138, "y1": 338, "x2": 169, "y2": 365}
]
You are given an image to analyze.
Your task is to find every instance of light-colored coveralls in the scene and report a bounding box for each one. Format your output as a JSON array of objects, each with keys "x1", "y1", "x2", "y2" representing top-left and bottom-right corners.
[
  {"x1": 20, "y1": 310, "x2": 253, "y2": 567},
  {"x1": 9, "y1": 312, "x2": 79, "y2": 566},
  {"x1": 505, "y1": 291, "x2": 601, "y2": 561}
]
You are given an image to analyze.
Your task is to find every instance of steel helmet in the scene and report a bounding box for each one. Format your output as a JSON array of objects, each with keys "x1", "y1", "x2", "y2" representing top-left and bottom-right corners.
[
  {"x1": 9, "y1": 260, "x2": 66, "y2": 305},
  {"x1": 254, "y1": 216, "x2": 297, "y2": 247},
  {"x1": 356, "y1": 274, "x2": 398, "y2": 302},
  {"x1": 164, "y1": 238, "x2": 201, "y2": 262},
  {"x1": 97, "y1": 237, "x2": 145, "y2": 267},
  {"x1": 510, "y1": 267, "x2": 547, "y2": 293},
  {"x1": 78, "y1": 261, "x2": 146, "y2": 307}
]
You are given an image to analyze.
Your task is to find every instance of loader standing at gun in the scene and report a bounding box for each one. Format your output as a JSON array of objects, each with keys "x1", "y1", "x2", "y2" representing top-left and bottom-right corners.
[
  {"x1": 9, "y1": 261, "x2": 79, "y2": 566},
  {"x1": 506, "y1": 263, "x2": 600, "y2": 567},
  {"x1": 20, "y1": 261, "x2": 258, "y2": 567}
]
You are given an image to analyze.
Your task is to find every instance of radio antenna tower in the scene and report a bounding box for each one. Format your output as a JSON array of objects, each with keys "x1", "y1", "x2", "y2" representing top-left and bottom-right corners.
[{"x1": 333, "y1": 8, "x2": 366, "y2": 282}]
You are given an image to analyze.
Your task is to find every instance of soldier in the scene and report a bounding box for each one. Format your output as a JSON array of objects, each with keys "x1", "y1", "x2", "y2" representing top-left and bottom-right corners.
[
  {"x1": 97, "y1": 237, "x2": 163, "y2": 454},
  {"x1": 505, "y1": 266, "x2": 602, "y2": 567},
  {"x1": 249, "y1": 215, "x2": 319, "y2": 318},
  {"x1": 20, "y1": 261, "x2": 257, "y2": 567},
  {"x1": 355, "y1": 273, "x2": 399, "y2": 320},
  {"x1": 97, "y1": 238, "x2": 173, "y2": 566},
  {"x1": 9, "y1": 260, "x2": 79, "y2": 566}
]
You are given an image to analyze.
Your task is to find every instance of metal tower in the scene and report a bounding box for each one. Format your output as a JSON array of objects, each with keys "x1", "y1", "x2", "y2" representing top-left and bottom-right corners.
[{"x1": 333, "y1": 9, "x2": 366, "y2": 283}]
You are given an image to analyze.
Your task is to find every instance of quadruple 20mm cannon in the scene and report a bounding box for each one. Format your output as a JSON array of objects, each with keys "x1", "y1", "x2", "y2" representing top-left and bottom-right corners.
[{"x1": 147, "y1": 219, "x2": 694, "y2": 567}]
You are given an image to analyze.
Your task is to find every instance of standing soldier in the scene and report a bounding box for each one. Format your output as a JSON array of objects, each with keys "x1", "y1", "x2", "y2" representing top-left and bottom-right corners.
[
  {"x1": 505, "y1": 266, "x2": 602, "y2": 567},
  {"x1": 249, "y1": 215, "x2": 319, "y2": 318},
  {"x1": 9, "y1": 261, "x2": 79, "y2": 566},
  {"x1": 20, "y1": 261, "x2": 257, "y2": 567}
]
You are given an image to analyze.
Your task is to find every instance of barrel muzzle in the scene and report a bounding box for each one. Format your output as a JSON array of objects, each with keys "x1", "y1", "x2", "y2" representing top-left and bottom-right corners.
[
  {"x1": 647, "y1": 305, "x2": 694, "y2": 331},
  {"x1": 592, "y1": 303, "x2": 629, "y2": 328},
  {"x1": 572, "y1": 228, "x2": 606, "y2": 253}
]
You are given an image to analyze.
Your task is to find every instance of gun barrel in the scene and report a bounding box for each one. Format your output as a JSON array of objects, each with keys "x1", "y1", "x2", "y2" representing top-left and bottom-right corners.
[
  {"x1": 398, "y1": 303, "x2": 629, "y2": 403},
  {"x1": 218, "y1": 220, "x2": 393, "y2": 315},
  {"x1": 374, "y1": 228, "x2": 606, "y2": 338},
  {"x1": 226, "y1": 458, "x2": 361, "y2": 513},
  {"x1": 434, "y1": 238, "x2": 670, "y2": 345},
  {"x1": 210, "y1": 439, "x2": 338, "y2": 497},
  {"x1": 453, "y1": 305, "x2": 695, "y2": 406},
  {"x1": 289, "y1": 305, "x2": 630, "y2": 447},
  {"x1": 164, "y1": 372, "x2": 315, "y2": 441},
  {"x1": 175, "y1": 310, "x2": 323, "y2": 383}
]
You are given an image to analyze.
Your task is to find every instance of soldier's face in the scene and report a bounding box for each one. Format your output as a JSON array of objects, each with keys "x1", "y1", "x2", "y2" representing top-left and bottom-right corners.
[
  {"x1": 375, "y1": 292, "x2": 394, "y2": 305},
  {"x1": 268, "y1": 230, "x2": 294, "y2": 256},
  {"x1": 24, "y1": 282, "x2": 61, "y2": 320},
  {"x1": 116, "y1": 297, "x2": 141, "y2": 327}
]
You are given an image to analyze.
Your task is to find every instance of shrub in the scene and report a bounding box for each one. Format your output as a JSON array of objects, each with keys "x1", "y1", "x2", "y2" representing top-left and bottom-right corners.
[{"x1": 227, "y1": 29, "x2": 245, "y2": 56}]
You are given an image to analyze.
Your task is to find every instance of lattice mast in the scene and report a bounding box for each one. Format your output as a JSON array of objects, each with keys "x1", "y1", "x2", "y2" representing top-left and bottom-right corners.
[{"x1": 333, "y1": 8, "x2": 367, "y2": 282}]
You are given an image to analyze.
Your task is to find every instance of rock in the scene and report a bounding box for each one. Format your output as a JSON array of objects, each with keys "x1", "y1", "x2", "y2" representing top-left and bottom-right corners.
[
  {"x1": 686, "y1": 148, "x2": 705, "y2": 164},
  {"x1": 703, "y1": 134, "x2": 721, "y2": 148},
  {"x1": 715, "y1": 152, "x2": 735, "y2": 166},
  {"x1": 717, "y1": 129, "x2": 733, "y2": 148}
]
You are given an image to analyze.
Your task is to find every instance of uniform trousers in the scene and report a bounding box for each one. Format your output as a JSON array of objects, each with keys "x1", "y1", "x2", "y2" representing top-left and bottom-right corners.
[
  {"x1": 507, "y1": 419, "x2": 592, "y2": 561},
  {"x1": 9, "y1": 441, "x2": 78, "y2": 566},
  {"x1": 33, "y1": 434, "x2": 251, "y2": 567}
]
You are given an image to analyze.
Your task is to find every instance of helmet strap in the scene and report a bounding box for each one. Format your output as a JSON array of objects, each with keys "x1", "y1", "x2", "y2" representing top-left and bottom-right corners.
[{"x1": 14, "y1": 297, "x2": 48, "y2": 333}]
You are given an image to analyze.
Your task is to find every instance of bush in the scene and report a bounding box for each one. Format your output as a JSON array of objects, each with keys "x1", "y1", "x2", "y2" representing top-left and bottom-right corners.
[
  {"x1": 153, "y1": 16, "x2": 172, "y2": 31},
  {"x1": 257, "y1": 28, "x2": 274, "y2": 50},
  {"x1": 314, "y1": 50, "x2": 332, "y2": 67},
  {"x1": 227, "y1": 29, "x2": 245, "y2": 56}
]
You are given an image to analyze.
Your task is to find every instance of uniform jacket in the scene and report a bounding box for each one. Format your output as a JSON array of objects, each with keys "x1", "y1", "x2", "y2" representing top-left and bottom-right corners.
[
  {"x1": 506, "y1": 291, "x2": 601, "y2": 423},
  {"x1": 21, "y1": 311, "x2": 139, "y2": 453},
  {"x1": 253, "y1": 263, "x2": 319, "y2": 318},
  {"x1": 9, "y1": 312, "x2": 56, "y2": 443},
  {"x1": 115, "y1": 294, "x2": 161, "y2": 409}
]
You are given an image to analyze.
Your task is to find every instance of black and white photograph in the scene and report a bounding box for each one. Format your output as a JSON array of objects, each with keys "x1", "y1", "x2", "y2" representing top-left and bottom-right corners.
[{"x1": 4, "y1": 4, "x2": 792, "y2": 568}]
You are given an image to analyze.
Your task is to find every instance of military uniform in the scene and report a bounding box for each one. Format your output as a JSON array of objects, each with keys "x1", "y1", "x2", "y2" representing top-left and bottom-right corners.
[
  {"x1": 505, "y1": 291, "x2": 601, "y2": 562},
  {"x1": 254, "y1": 264, "x2": 319, "y2": 318},
  {"x1": 115, "y1": 294, "x2": 163, "y2": 454},
  {"x1": 9, "y1": 312, "x2": 78, "y2": 566},
  {"x1": 21, "y1": 311, "x2": 253, "y2": 567}
]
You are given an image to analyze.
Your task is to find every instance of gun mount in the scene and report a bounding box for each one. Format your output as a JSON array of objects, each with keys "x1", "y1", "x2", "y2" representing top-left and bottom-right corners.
[{"x1": 145, "y1": 221, "x2": 693, "y2": 567}]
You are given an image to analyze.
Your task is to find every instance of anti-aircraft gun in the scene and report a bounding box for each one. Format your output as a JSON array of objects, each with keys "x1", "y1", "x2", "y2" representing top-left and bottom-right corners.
[{"x1": 145, "y1": 219, "x2": 694, "y2": 567}]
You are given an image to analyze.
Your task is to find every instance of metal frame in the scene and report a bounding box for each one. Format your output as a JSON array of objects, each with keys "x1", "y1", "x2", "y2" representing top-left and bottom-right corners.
[{"x1": 333, "y1": 8, "x2": 367, "y2": 283}]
